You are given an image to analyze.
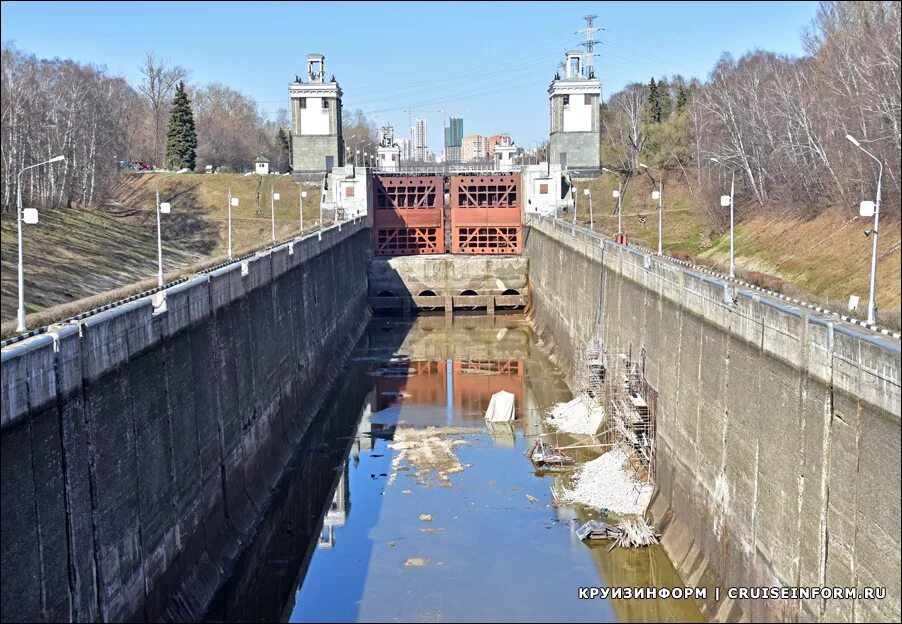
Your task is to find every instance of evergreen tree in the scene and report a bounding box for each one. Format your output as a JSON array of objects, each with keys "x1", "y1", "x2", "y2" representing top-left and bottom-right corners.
[
  {"x1": 676, "y1": 85, "x2": 689, "y2": 112},
  {"x1": 646, "y1": 78, "x2": 663, "y2": 124},
  {"x1": 276, "y1": 127, "x2": 291, "y2": 171},
  {"x1": 165, "y1": 81, "x2": 197, "y2": 171}
]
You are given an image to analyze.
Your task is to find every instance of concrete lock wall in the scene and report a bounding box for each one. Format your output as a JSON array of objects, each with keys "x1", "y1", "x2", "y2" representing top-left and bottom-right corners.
[
  {"x1": 0, "y1": 221, "x2": 371, "y2": 623},
  {"x1": 525, "y1": 217, "x2": 901, "y2": 623}
]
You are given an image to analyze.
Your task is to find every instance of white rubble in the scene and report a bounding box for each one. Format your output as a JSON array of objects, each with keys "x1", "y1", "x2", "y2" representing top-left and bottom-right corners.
[
  {"x1": 555, "y1": 446, "x2": 653, "y2": 516},
  {"x1": 546, "y1": 396, "x2": 604, "y2": 435}
]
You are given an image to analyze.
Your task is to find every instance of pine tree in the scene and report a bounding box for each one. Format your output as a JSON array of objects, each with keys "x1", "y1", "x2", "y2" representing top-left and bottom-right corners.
[
  {"x1": 276, "y1": 127, "x2": 291, "y2": 171},
  {"x1": 676, "y1": 85, "x2": 689, "y2": 112},
  {"x1": 647, "y1": 78, "x2": 663, "y2": 124},
  {"x1": 165, "y1": 81, "x2": 197, "y2": 171}
]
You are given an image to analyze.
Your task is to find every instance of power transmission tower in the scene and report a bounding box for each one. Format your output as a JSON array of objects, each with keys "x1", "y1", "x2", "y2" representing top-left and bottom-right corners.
[{"x1": 577, "y1": 14, "x2": 602, "y2": 78}]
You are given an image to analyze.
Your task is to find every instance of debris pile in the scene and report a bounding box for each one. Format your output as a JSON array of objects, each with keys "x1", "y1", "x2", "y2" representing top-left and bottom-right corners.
[
  {"x1": 553, "y1": 446, "x2": 652, "y2": 516},
  {"x1": 387, "y1": 426, "x2": 475, "y2": 487},
  {"x1": 527, "y1": 438, "x2": 574, "y2": 470},
  {"x1": 546, "y1": 396, "x2": 604, "y2": 435}
]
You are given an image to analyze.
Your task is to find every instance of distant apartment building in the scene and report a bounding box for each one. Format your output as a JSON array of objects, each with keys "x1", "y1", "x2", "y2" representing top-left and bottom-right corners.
[
  {"x1": 444, "y1": 117, "x2": 464, "y2": 162},
  {"x1": 486, "y1": 134, "x2": 512, "y2": 159},
  {"x1": 461, "y1": 134, "x2": 487, "y2": 162},
  {"x1": 395, "y1": 138, "x2": 411, "y2": 161},
  {"x1": 412, "y1": 119, "x2": 428, "y2": 161}
]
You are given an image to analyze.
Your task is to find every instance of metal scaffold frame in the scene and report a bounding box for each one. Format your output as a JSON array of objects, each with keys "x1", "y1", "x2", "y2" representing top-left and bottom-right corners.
[{"x1": 574, "y1": 339, "x2": 657, "y2": 485}]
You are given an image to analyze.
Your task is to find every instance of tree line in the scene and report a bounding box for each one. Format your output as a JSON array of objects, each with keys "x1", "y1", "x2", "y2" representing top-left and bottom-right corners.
[
  {"x1": 1, "y1": 47, "x2": 319, "y2": 211},
  {"x1": 601, "y1": 1, "x2": 900, "y2": 222}
]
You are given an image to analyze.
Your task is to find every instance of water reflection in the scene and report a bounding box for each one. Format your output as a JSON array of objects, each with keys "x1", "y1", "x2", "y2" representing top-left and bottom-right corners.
[{"x1": 203, "y1": 316, "x2": 704, "y2": 623}]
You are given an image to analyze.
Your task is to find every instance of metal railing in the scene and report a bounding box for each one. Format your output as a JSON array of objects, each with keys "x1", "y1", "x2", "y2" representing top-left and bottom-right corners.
[{"x1": 530, "y1": 214, "x2": 901, "y2": 341}]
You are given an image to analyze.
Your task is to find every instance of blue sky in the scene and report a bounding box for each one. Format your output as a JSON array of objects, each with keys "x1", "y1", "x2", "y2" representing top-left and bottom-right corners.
[{"x1": 2, "y1": 1, "x2": 820, "y2": 151}]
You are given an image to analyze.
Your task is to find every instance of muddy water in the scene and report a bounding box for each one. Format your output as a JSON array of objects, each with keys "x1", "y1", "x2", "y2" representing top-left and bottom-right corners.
[{"x1": 204, "y1": 316, "x2": 704, "y2": 623}]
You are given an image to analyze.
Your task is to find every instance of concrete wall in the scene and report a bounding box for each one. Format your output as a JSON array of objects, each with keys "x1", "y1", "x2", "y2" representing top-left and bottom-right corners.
[
  {"x1": 525, "y1": 218, "x2": 901, "y2": 622},
  {"x1": 548, "y1": 131, "x2": 600, "y2": 177},
  {"x1": 368, "y1": 255, "x2": 528, "y2": 299},
  {"x1": 0, "y1": 221, "x2": 371, "y2": 623}
]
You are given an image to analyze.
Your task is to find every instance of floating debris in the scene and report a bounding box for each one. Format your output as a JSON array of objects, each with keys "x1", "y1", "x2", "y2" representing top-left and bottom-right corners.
[
  {"x1": 527, "y1": 438, "x2": 575, "y2": 470},
  {"x1": 526, "y1": 494, "x2": 540, "y2": 504},
  {"x1": 404, "y1": 557, "x2": 429, "y2": 567},
  {"x1": 387, "y1": 426, "x2": 476, "y2": 488},
  {"x1": 418, "y1": 514, "x2": 434, "y2": 522},
  {"x1": 576, "y1": 517, "x2": 660, "y2": 549}
]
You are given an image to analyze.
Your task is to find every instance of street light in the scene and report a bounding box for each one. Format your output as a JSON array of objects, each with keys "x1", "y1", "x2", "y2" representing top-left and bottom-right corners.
[
  {"x1": 155, "y1": 168, "x2": 189, "y2": 288},
  {"x1": 270, "y1": 183, "x2": 280, "y2": 243},
  {"x1": 583, "y1": 188, "x2": 593, "y2": 230},
  {"x1": 845, "y1": 133, "x2": 883, "y2": 324},
  {"x1": 639, "y1": 163, "x2": 664, "y2": 255},
  {"x1": 227, "y1": 187, "x2": 239, "y2": 260},
  {"x1": 709, "y1": 157, "x2": 735, "y2": 278},
  {"x1": 300, "y1": 190, "x2": 307, "y2": 233},
  {"x1": 15, "y1": 154, "x2": 66, "y2": 332},
  {"x1": 355, "y1": 149, "x2": 360, "y2": 167},
  {"x1": 602, "y1": 167, "x2": 623, "y2": 234}
]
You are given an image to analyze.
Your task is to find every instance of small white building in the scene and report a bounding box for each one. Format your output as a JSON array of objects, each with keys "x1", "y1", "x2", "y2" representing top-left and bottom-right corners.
[
  {"x1": 521, "y1": 163, "x2": 570, "y2": 217},
  {"x1": 494, "y1": 145, "x2": 517, "y2": 172},
  {"x1": 328, "y1": 165, "x2": 371, "y2": 220},
  {"x1": 377, "y1": 145, "x2": 401, "y2": 172},
  {"x1": 254, "y1": 155, "x2": 270, "y2": 175}
]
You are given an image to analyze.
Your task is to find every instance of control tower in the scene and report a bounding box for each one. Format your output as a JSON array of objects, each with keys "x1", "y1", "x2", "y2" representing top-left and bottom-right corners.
[
  {"x1": 548, "y1": 37, "x2": 601, "y2": 176},
  {"x1": 290, "y1": 54, "x2": 344, "y2": 179}
]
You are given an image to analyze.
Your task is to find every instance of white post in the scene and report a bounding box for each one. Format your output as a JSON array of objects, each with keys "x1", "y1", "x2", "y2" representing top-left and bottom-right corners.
[
  {"x1": 300, "y1": 190, "x2": 304, "y2": 234},
  {"x1": 16, "y1": 179, "x2": 25, "y2": 332},
  {"x1": 572, "y1": 185, "x2": 578, "y2": 224},
  {"x1": 16, "y1": 156, "x2": 65, "y2": 332},
  {"x1": 270, "y1": 183, "x2": 276, "y2": 243},
  {"x1": 729, "y1": 170, "x2": 735, "y2": 278},
  {"x1": 657, "y1": 178, "x2": 663, "y2": 256},
  {"x1": 588, "y1": 191, "x2": 594, "y2": 230},
  {"x1": 617, "y1": 180, "x2": 623, "y2": 233},
  {"x1": 156, "y1": 187, "x2": 164, "y2": 287},
  {"x1": 227, "y1": 187, "x2": 233, "y2": 260},
  {"x1": 867, "y1": 163, "x2": 882, "y2": 324}
]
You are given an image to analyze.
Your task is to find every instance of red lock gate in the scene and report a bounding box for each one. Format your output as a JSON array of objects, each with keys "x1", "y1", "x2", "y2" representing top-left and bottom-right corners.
[
  {"x1": 449, "y1": 174, "x2": 522, "y2": 254},
  {"x1": 373, "y1": 175, "x2": 444, "y2": 255}
]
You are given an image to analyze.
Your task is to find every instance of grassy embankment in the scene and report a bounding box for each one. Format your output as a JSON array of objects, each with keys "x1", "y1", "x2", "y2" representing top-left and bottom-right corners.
[
  {"x1": 1, "y1": 170, "x2": 899, "y2": 335},
  {"x1": 0, "y1": 172, "x2": 323, "y2": 330},
  {"x1": 568, "y1": 175, "x2": 901, "y2": 326}
]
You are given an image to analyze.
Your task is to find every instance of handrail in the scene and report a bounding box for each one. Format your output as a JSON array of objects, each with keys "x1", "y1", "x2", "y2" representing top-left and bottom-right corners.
[{"x1": 529, "y1": 214, "x2": 901, "y2": 341}]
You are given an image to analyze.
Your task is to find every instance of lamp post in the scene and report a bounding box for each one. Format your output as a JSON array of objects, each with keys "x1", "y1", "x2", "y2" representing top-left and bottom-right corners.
[
  {"x1": 155, "y1": 168, "x2": 189, "y2": 288},
  {"x1": 602, "y1": 167, "x2": 623, "y2": 233},
  {"x1": 572, "y1": 183, "x2": 578, "y2": 224},
  {"x1": 845, "y1": 134, "x2": 883, "y2": 324},
  {"x1": 300, "y1": 190, "x2": 307, "y2": 234},
  {"x1": 584, "y1": 188, "x2": 593, "y2": 230},
  {"x1": 270, "y1": 182, "x2": 280, "y2": 243},
  {"x1": 709, "y1": 158, "x2": 735, "y2": 278},
  {"x1": 15, "y1": 154, "x2": 66, "y2": 332},
  {"x1": 355, "y1": 149, "x2": 360, "y2": 167},
  {"x1": 639, "y1": 163, "x2": 664, "y2": 255},
  {"x1": 227, "y1": 186, "x2": 239, "y2": 260}
]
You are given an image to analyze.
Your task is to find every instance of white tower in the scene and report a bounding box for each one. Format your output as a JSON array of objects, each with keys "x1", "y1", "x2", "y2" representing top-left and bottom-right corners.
[
  {"x1": 548, "y1": 19, "x2": 601, "y2": 176},
  {"x1": 290, "y1": 54, "x2": 344, "y2": 178}
]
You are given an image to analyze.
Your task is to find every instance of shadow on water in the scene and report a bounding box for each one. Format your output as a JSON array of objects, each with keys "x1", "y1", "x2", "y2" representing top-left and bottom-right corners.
[{"x1": 203, "y1": 314, "x2": 704, "y2": 623}]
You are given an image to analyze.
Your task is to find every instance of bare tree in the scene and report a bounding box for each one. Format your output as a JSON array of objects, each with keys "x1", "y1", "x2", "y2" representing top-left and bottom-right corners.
[{"x1": 138, "y1": 51, "x2": 186, "y2": 167}]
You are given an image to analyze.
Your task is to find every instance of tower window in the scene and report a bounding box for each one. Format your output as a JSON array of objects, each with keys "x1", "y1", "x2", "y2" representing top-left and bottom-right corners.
[
  {"x1": 585, "y1": 94, "x2": 592, "y2": 105},
  {"x1": 322, "y1": 99, "x2": 329, "y2": 109},
  {"x1": 299, "y1": 98, "x2": 306, "y2": 109},
  {"x1": 562, "y1": 95, "x2": 569, "y2": 106}
]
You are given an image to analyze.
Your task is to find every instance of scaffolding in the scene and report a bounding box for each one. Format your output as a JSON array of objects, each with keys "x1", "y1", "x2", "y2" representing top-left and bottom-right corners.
[{"x1": 573, "y1": 340, "x2": 656, "y2": 485}]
